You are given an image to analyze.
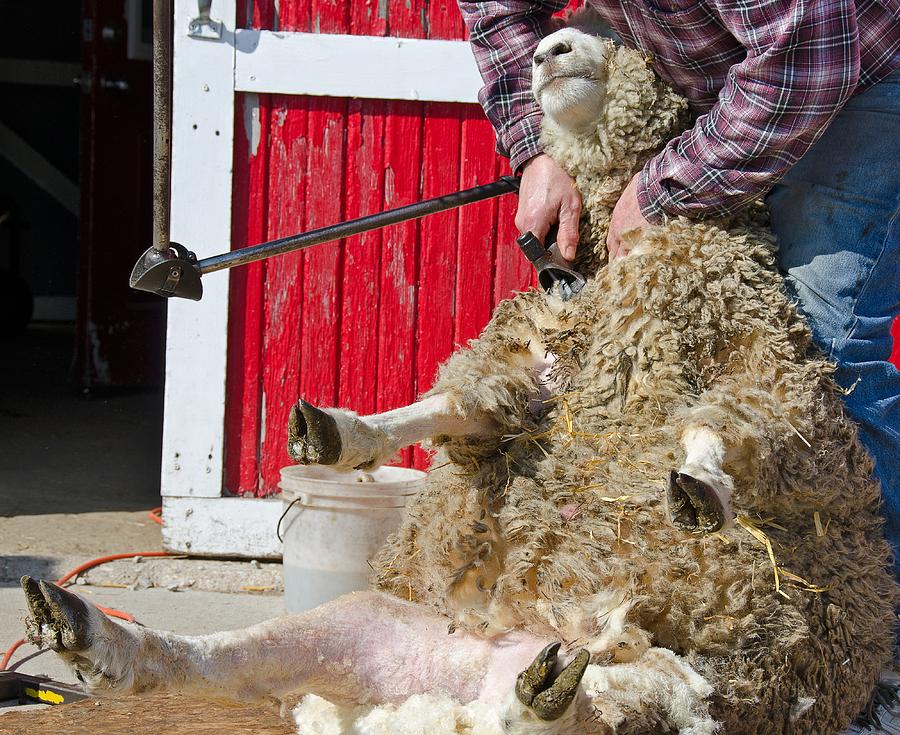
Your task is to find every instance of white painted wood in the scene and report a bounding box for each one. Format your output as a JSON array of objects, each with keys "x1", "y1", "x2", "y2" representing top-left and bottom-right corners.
[
  {"x1": 161, "y1": 0, "x2": 236, "y2": 498},
  {"x1": 234, "y1": 31, "x2": 483, "y2": 103},
  {"x1": 163, "y1": 16, "x2": 486, "y2": 555},
  {"x1": 162, "y1": 496, "x2": 284, "y2": 559}
]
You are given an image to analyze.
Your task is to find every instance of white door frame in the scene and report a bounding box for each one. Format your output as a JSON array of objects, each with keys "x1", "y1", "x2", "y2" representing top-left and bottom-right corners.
[{"x1": 161, "y1": 1, "x2": 482, "y2": 557}]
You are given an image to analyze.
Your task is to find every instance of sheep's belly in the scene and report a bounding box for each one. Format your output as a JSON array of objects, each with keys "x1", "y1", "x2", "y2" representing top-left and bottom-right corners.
[{"x1": 292, "y1": 594, "x2": 550, "y2": 706}]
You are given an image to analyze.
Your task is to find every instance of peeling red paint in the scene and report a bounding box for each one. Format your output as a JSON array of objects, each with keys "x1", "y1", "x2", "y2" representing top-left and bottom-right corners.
[{"x1": 225, "y1": 0, "x2": 536, "y2": 495}]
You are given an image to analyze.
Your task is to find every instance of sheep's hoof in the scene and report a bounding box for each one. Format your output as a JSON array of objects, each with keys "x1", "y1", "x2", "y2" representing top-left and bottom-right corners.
[
  {"x1": 22, "y1": 576, "x2": 91, "y2": 652},
  {"x1": 287, "y1": 400, "x2": 342, "y2": 465},
  {"x1": 667, "y1": 470, "x2": 726, "y2": 533},
  {"x1": 515, "y1": 643, "x2": 590, "y2": 721}
]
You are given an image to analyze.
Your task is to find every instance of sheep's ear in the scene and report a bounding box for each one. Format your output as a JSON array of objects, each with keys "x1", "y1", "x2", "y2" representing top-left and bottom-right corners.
[{"x1": 565, "y1": 7, "x2": 620, "y2": 42}]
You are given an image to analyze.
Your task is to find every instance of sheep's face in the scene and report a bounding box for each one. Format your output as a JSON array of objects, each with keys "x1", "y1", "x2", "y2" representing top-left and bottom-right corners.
[{"x1": 532, "y1": 28, "x2": 611, "y2": 133}]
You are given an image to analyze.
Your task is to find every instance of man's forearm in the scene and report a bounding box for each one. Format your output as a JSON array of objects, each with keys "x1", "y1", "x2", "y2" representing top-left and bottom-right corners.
[{"x1": 636, "y1": 0, "x2": 860, "y2": 222}]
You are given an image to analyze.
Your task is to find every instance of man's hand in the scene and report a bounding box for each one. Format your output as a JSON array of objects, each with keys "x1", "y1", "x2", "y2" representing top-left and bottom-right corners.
[
  {"x1": 515, "y1": 154, "x2": 581, "y2": 261},
  {"x1": 607, "y1": 173, "x2": 650, "y2": 260}
]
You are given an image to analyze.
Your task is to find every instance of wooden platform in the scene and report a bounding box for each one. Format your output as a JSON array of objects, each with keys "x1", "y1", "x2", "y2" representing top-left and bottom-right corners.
[{"x1": 0, "y1": 691, "x2": 294, "y2": 734}]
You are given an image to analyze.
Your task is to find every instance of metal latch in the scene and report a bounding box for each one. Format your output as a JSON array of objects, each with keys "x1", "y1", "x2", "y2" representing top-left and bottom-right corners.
[{"x1": 188, "y1": 0, "x2": 223, "y2": 40}]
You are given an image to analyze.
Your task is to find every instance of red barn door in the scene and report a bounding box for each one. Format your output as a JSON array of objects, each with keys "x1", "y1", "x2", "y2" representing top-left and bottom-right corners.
[
  {"x1": 224, "y1": 1, "x2": 536, "y2": 497},
  {"x1": 221, "y1": 0, "x2": 898, "y2": 502}
]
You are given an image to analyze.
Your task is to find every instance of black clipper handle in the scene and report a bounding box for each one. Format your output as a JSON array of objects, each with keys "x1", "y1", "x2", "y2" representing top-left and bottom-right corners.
[{"x1": 515, "y1": 227, "x2": 586, "y2": 301}]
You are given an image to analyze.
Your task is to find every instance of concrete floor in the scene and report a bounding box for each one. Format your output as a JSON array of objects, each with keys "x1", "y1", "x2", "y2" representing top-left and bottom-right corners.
[
  {"x1": 1, "y1": 323, "x2": 164, "y2": 517},
  {"x1": 0, "y1": 324, "x2": 286, "y2": 698}
]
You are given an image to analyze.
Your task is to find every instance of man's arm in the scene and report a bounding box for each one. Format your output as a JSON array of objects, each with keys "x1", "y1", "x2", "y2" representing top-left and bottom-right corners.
[
  {"x1": 459, "y1": 1, "x2": 582, "y2": 259},
  {"x1": 636, "y1": 0, "x2": 861, "y2": 223}
]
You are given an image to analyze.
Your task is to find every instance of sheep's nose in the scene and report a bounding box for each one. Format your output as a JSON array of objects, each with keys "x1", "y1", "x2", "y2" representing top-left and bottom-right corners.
[{"x1": 534, "y1": 41, "x2": 572, "y2": 66}]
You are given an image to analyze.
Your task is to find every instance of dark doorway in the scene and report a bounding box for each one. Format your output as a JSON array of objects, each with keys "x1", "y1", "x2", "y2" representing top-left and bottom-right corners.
[
  {"x1": 76, "y1": 0, "x2": 165, "y2": 387},
  {"x1": 0, "y1": 1, "x2": 164, "y2": 516}
]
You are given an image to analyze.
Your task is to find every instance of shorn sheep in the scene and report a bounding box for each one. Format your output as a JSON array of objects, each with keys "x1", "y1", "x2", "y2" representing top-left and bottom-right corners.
[{"x1": 22, "y1": 24, "x2": 896, "y2": 735}]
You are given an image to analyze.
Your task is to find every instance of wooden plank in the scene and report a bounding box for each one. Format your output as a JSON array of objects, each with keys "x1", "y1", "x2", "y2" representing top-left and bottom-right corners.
[
  {"x1": 224, "y1": 1, "x2": 274, "y2": 496},
  {"x1": 336, "y1": 0, "x2": 387, "y2": 416},
  {"x1": 256, "y1": 3, "x2": 311, "y2": 496},
  {"x1": 426, "y1": 0, "x2": 467, "y2": 40},
  {"x1": 0, "y1": 121, "x2": 78, "y2": 214},
  {"x1": 0, "y1": 691, "x2": 293, "y2": 735},
  {"x1": 379, "y1": 102, "x2": 421, "y2": 470},
  {"x1": 298, "y1": 97, "x2": 346, "y2": 409},
  {"x1": 225, "y1": 91, "x2": 269, "y2": 496},
  {"x1": 386, "y1": 0, "x2": 427, "y2": 38},
  {"x1": 350, "y1": 0, "x2": 387, "y2": 36},
  {"x1": 412, "y1": 3, "x2": 465, "y2": 469},
  {"x1": 456, "y1": 113, "x2": 502, "y2": 346},
  {"x1": 278, "y1": 0, "x2": 311, "y2": 32},
  {"x1": 376, "y1": 1, "x2": 426, "y2": 467},
  {"x1": 299, "y1": 1, "x2": 349, "y2": 412},
  {"x1": 378, "y1": 101, "x2": 423, "y2": 468},
  {"x1": 233, "y1": 32, "x2": 482, "y2": 102},
  {"x1": 493, "y1": 157, "x2": 536, "y2": 303},
  {"x1": 163, "y1": 496, "x2": 283, "y2": 557},
  {"x1": 162, "y1": 0, "x2": 236, "y2": 498},
  {"x1": 339, "y1": 102, "x2": 386, "y2": 414},
  {"x1": 414, "y1": 102, "x2": 461, "y2": 468},
  {"x1": 258, "y1": 95, "x2": 308, "y2": 495},
  {"x1": 414, "y1": 0, "x2": 467, "y2": 468}
]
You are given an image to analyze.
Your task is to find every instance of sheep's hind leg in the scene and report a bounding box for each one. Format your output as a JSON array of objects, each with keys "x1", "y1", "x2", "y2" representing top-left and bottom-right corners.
[
  {"x1": 288, "y1": 393, "x2": 491, "y2": 471},
  {"x1": 512, "y1": 642, "x2": 590, "y2": 722},
  {"x1": 22, "y1": 577, "x2": 145, "y2": 693},
  {"x1": 667, "y1": 427, "x2": 734, "y2": 533}
]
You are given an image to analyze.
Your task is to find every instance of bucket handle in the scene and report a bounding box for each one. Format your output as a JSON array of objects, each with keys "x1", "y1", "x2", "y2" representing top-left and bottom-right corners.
[
  {"x1": 276, "y1": 497, "x2": 304, "y2": 543},
  {"x1": 276, "y1": 494, "x2": 408, "y2": 543}
]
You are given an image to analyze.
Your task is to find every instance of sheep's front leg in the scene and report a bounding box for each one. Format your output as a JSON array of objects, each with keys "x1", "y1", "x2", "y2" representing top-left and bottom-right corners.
[
  {"x1": 22, "y1": 577, "x2": 175, "y2": 696},
  {"x1": 667, "y1": 426, "x2": 734, "y2": 533},
  {"x1": 287, "y1": 393, "x2": 492, "y2": 471},
  {"x1": 288, "y1": 292, "x2": 568, "y2": 472},
  {"x1": 288, "y1": 348, "x2": 560, "y2": 472}
]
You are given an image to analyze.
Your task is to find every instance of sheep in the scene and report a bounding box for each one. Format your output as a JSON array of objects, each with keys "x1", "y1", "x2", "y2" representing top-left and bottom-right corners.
[{"x1": 22, "y1": 25, "x2": 896, "y2": 735}]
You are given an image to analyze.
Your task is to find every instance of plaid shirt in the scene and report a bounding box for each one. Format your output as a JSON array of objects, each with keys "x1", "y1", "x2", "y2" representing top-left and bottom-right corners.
[{"x1": 459, "y1": 0, "x2": 900, "y2": 221}]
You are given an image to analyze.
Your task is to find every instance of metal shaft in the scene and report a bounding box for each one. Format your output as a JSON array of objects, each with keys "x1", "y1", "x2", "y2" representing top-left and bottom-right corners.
[
  {"x1": 152, "y1": 0, "x2": 172, "y2": 252},
  {"x1": 196, "y1": 176, "x2": 521, "y2": 275}
]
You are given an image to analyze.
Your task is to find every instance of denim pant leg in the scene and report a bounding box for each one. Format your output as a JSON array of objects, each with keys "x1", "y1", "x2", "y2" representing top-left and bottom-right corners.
[{"x1": 766, "y1": 69, "x2": 900, "y2": 577}]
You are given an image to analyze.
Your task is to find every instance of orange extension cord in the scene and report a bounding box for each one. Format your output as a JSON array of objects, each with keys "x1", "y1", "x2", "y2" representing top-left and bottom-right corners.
[{"x1": 0, "y1": 508, "x2": 172, "y2": 671}]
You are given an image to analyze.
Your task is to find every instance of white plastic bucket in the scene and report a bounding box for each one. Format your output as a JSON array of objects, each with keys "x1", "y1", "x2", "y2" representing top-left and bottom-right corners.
[{"x1": 278, "y1": 465, "x2": 426, "y2": 612}]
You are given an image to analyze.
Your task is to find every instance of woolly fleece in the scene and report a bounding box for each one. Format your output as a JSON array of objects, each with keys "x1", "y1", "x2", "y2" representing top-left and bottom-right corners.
[{"x1": 371, "y1": 39, "x2": 897, "y2": 734}]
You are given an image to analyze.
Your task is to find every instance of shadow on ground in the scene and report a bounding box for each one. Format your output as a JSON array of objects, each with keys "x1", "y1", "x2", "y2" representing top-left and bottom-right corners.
[
  {"x1": 0, "y1": 324, "x2": 163, "y2": 515},
  {"x1": 0, "y1": 557, "x2": 59, "y2": 589}
]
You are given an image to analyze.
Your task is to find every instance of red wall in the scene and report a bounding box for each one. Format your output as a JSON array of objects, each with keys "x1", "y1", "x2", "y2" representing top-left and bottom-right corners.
[
  {"x1": 224, "y1": 1, "x2": 535, "y2": 496},
  {"x1": 223, "y1": 1, "x2": 900, "y2": 497}
]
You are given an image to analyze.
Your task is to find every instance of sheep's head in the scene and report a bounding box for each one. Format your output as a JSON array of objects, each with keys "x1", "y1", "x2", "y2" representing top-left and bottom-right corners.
[
  {"x1": 531, "y1": 27, "x2": 690, "y2": 275},
  {"x1": 531, "y1": 28, "x2": 613, "y2": 134}
]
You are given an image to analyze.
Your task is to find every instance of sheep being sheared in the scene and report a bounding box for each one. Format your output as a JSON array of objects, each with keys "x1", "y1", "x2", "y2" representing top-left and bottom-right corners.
[{"x1": 22, "y1": 26, "x2": 895, "y2": 735}]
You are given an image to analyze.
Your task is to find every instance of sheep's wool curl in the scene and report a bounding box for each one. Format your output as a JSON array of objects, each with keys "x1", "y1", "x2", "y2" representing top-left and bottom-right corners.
[{"x1": 371, "y1": 42, "x2": 896, "y2": 734}]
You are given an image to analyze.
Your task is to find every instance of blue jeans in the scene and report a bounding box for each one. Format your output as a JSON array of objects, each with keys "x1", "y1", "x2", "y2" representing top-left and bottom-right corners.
[{"x1": 766, "y1": 68, "x2": 900, "y2": 578}]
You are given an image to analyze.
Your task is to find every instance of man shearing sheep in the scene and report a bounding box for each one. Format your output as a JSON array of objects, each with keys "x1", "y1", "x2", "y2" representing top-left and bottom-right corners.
[{"x1": 458, "y1": 0, "x2": 900, "y2": 576}]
